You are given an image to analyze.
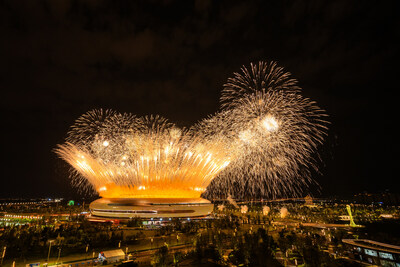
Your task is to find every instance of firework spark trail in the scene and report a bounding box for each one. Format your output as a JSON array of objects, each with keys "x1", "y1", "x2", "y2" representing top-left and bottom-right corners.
[
  {"x1": 204, "y1": 90, "x2": 328, "y2": 198},
  {"x1": 203, "y1": 62, "x2": 328, "y2": 199},
  {"x1": 220, "y1": 61, "x2": 301, "y2": 109},
  {"x1": 56, "y1": 61, "x2": 328, "y2": 199},
  {"x1": 57, "y1": 113, "x2": 232, "y2": 198}
]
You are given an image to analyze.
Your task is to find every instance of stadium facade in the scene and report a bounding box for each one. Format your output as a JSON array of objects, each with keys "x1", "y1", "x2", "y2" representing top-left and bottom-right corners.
[{"x1": 88, "y1": 197, "x2": 213, "y2": 223}]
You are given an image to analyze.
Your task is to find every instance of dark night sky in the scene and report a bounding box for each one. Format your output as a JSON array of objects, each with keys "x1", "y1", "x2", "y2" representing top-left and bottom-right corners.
[{"x1": 0, "y1": 0, "x2": 398, "y2": 199}]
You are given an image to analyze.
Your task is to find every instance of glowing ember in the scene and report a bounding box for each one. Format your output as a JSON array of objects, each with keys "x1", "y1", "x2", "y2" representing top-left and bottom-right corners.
[{"x1": 262, "y1": 115, "x2": 279, "y2": 132}]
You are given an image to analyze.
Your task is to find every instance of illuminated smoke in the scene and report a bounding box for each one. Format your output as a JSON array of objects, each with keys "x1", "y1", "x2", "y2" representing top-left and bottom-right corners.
[
  {"x1": 240, "y1": 205, "x2": 248, "y2": 214},
  {"x1": 263, "y1": 206, "x2": 270, "y2": 216},
  {"x1": 280, "y1": 207, "x2": 289, "y2": 218}
]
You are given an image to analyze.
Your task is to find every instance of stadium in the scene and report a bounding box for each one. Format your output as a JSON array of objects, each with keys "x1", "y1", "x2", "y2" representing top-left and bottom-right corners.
[{"x1": 88, "y1": 197, "x2": 214, "y2": 223}]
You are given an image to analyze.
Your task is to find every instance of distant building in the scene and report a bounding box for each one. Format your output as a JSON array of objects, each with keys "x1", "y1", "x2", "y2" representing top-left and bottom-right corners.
[
  {"x1": 343, "y1": 239, "x2": 400, "y2": 266},
  {"x1": 304, "y1": 195, "x2": 313, "y2": 205},
  {"x1": 339, "y1": 215, "x2": 351, "y2": 221},
  {"x1": 0, "y1": 213, "x2": 71, "y2": 225},
  {"x1": 353, "y1": 192, "x2": 400, "y2": 205},
  {"x1": 304, "y1": 195, "x2": 318, "y2": 208}
]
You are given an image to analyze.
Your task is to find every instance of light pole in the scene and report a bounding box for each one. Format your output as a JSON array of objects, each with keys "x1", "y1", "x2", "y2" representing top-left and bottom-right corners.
[
  {"x1": 0, "y1": 246, "x2": 6, "y2": 265},
  {"x1": 47, "y1": 240, "x2": 54, "y2": 263},
  {"x1": 56, "y1": 247, "x2": 61, "y2": 265}
]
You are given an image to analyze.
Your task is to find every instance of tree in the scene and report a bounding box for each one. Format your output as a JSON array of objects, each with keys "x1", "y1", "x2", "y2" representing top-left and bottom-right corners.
[
  {"x1": 127, "y1": 217, "x2": 142, "y2": 228},
  {"x1": 229, "y1": 229, "x2": 279, "y2": 267},
  {"x1": 153, "y1": 245, "x2": 169, "y2": 267},
  {"x1": 173, "y1": 251, "x2": 183, "y2": 267},
  {"x1": 278, "y1": 230, "x2": 290, "y2": 255}
]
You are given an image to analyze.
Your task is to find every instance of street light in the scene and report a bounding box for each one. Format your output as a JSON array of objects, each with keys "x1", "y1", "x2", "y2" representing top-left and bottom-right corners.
[
  {"x1": 56, "y1": 247, "x2": 62, "y2": 265},
  {"x1": 47, "y1": 240, "x2": 55, "y2": 263},
  {"x1": 0, "y1": 246, "x2": 6, "y2": 265},
  {"x1": 85, "y1": 244, "x2": 89, "y2": 260},
  {"x1": 92, "y1": 250, "x2": 95, "y2": 267}
]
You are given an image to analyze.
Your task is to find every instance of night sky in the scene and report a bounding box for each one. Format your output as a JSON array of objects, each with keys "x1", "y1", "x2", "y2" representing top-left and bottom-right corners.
[{"x1": 1, "y1": 0, "x2": 398, "y2": 199}]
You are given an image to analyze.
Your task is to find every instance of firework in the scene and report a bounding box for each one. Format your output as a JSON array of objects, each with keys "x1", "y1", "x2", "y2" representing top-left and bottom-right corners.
[
  {"x1": 220, "y1": 61, "x2": 301, "y2": 108},
  {"x1": 56, "y1": 61, "x2": 328, "y2": 199},
  {"x1": 57, "y1": 113, "x2": 231, "y2": 198},
  {"x1": 204, "y1": 62, "x2": 328, "y2": 199}
]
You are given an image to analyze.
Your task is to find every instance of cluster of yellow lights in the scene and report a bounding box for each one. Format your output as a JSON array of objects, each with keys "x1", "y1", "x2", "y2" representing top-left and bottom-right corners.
[
  {"x1": 3, "y1": 214, "x2": 42, "y2": 219},
  {"x1": 0, "y1": 199, "x2": 60, "y2": 206}
]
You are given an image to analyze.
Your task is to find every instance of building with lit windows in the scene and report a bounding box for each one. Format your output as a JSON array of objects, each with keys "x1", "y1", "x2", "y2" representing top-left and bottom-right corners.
[
  {"x1": 343, "y1": 239, "x2": 400, "y2": 266},
  {"x1": 0, "y1": 212, "x2": 72, "y2": 225}
]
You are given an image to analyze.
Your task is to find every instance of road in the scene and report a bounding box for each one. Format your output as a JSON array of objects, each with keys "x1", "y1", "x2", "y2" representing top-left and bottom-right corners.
[{"x1": 6, "y1": 234, "x2": 194, "y2": 267}]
